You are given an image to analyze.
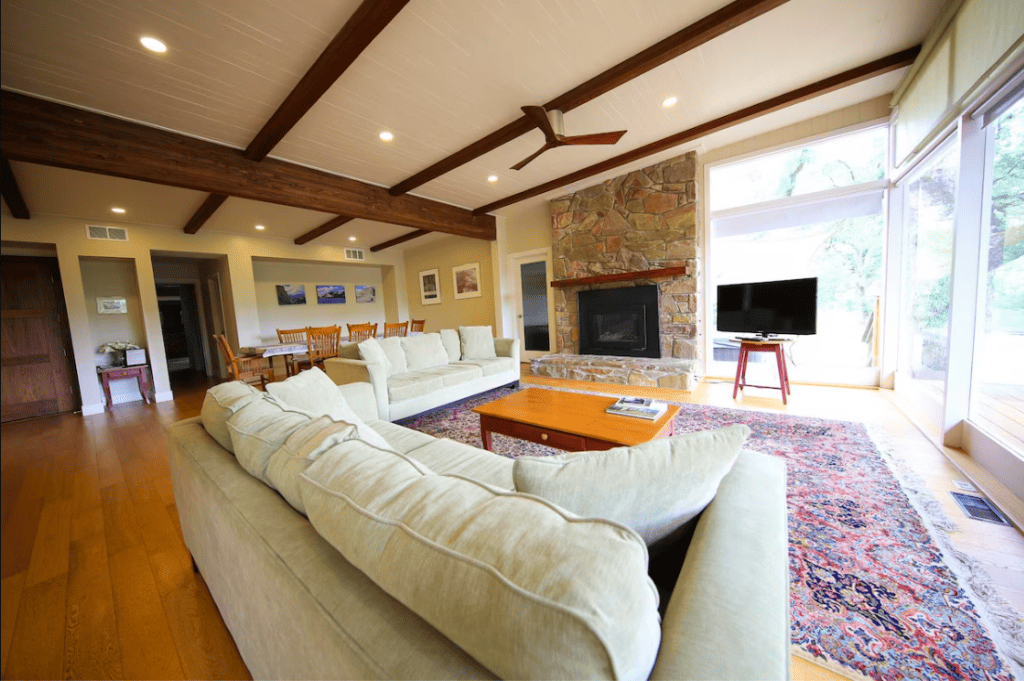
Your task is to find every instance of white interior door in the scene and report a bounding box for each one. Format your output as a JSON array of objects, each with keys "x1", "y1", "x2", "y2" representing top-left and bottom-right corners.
[{"x1": 509, "y1": 249, "x2": 553, "y2": 361}]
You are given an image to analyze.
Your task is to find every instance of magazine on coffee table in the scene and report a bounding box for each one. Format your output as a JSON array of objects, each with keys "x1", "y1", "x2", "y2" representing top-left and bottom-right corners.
[{"x1": 606, "y1": 396, "x2": 668, "y2": 420}]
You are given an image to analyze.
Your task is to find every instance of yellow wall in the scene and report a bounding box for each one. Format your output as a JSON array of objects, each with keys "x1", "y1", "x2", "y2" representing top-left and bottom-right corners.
[{"x1": 403, "y1": 234, "x2": 496, "y2": 333}]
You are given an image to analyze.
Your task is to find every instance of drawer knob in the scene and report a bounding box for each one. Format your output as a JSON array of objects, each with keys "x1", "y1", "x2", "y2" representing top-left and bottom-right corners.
[{"x1": 541, "y1": 433, "x2": 548, "y2": 441}]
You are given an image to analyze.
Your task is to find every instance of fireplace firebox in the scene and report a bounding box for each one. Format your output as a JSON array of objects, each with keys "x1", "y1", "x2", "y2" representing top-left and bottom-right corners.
[{"x1": 578, "y1": 285, "x2": 660, "y2": 358}]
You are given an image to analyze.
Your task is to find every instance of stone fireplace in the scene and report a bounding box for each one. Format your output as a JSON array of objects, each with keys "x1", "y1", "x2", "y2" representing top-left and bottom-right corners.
[
  {"x1": 577, "y1": 285, "x2": 660, "y2": 358},
  {"x1": 533, "y1": 151, "x2": 701, "y2": 388}
]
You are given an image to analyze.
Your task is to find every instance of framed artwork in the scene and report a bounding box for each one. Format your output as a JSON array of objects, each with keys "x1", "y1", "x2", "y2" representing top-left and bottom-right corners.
[
  {"x1": 419, "y1": 269, "x2": 441, "y2": 305},
  {"x1": 316, "y1": 285, "x2": 346, "y2": 304},
  {"x1": 452, "y1": 262, "x2": 482, "y2": 299},
  {"x1": 355, "y1": 285, "x2": 376, "y2": 303},
  {"x1": 96, "y1": 297, "x2": 128, "y2": 314},
  {"x1": 276, "y1": 284, "x2": 306, "y2": 305}
]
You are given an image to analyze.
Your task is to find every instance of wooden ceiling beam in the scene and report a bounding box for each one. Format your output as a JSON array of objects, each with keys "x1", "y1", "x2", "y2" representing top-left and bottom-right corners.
[
  {"x1": 388, "y1": 0, "x2": 791, "y2": 197},
  {"x1": 1, "y1": 157, "x2": 30, "y2": 219},
  {"x1": 1, "y1": 91, "x2": 495, "y2": 239},
  {"x1": 370, "y1": 229, "x2": 429, "y2": 252},
  {"x1": 294, "y1": 215, "x2": 355, "y2": 245},
  {"x1": 184, "y1": 0, "x2": 411, "y2": 235},
  {"x1": 245, "y1": 0, "x2": 411, "y2": 162},
  {"x1": 473, "y1": 46, "x2": 921, "y2": 215}
]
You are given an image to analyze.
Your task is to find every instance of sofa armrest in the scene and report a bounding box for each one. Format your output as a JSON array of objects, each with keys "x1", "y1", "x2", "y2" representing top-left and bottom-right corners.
[
  {"x1": 337, "y1": 382, "x2": 379, "y2": 422},
  {"x1": 324, "y1": 358, "x2": 389, "y2": 421},
  {"x1": 494, "y1": 338, "x2": 520, "y2": 363},
  {"x1": 651, "y1": 449, "x2": 789, "y2": 681}
]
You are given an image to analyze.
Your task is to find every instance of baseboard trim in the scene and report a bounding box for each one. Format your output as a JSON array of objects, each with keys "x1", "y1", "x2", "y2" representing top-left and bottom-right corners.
[
  {"x1": 81, "y1": 402, "x2": 105, "y2": 416},
  {"x1": 155, "y1": 391, "x2": 174, "y2": 403}
]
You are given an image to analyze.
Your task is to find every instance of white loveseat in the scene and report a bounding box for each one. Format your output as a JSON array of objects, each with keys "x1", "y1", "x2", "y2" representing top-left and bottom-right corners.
[{"x1": 324, "y1": 327, "x2": 519, "y2": 421}]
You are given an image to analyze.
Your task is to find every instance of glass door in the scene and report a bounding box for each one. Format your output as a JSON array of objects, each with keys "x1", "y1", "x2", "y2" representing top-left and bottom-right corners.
[{"x1": 510, "y1": 251, "x2": 552, "y2": 361}]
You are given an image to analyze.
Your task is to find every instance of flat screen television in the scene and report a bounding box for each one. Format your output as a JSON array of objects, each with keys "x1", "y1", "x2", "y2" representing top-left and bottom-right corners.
[{"x1": 716, "y1": 277, "x2": 817, "y2": 338}]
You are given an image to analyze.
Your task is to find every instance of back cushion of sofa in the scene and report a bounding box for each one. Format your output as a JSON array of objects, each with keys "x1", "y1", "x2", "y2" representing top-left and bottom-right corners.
[
  {"x1": 439, "y1": 329, "x2": 462, "y2": 362},
  {"x1": 301, "y1": 444, "x2": 661, "y2": 681},
  {"x1": 400, "y1": 333, "x2": 449, "y2": 371},
  {"x1": 200, "y1": 381, "x2": 263, "y2": 452},
  {"x1": 377, "y1": 337, "x2": 408, "y2": 375},
  {"x1": 459, "y1": 326, "x2": 497, "y2": 360},
  {"x1": 227, "y1": 398, "x2": 311, "y2": 483}
]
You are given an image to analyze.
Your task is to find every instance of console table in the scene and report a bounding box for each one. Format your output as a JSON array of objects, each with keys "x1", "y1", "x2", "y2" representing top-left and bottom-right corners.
[
  {"x1": 732, "y1": 338, "x2": 792, "y2": 404},
  {"x1": 97, "y1": 365, "x2": 151, "y2": 410}
]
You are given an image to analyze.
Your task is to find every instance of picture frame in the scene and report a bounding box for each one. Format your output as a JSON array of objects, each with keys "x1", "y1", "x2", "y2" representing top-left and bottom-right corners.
[
  {"x1": 452, "y1": 262, "x2": 482, "y2": 300},
  {"x1": 355, "y1": 285, "x2": 376, "y2": 303},
  {"x1": 96, "y1": 297, "x2": 128, "y2": 314},
  {"x1": 419, "y1": 269, "x2": 441, "y2": 306},
  {"x1": 276, "y1": 284, "x2": 307, "y2": 305},
  {"x1": 316, "y1": 285, "x2": 346, "y2": 304}
]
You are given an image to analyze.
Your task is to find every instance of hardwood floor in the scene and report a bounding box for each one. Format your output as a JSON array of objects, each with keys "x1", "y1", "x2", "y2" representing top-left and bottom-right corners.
[{"x1": 2, "y1": 369, "x2": 1021, "y2": 680}]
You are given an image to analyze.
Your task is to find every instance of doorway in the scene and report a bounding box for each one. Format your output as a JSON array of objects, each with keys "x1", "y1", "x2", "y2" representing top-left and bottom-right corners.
[
  {"x1": 156, "y1": 283, "x2": 206, "y2": 377},
  {"x1": 510, "y1": 249, "x2": 553, "y2": 361},
  {"x1": 1, "y1": 256, "x2": 80, "y2": 422}
]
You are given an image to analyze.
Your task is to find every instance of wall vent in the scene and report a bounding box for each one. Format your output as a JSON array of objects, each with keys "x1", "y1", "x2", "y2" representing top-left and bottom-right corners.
[
  {"x1": 949, "y1": 492, "x2": 1009, "y2": 525},
  {"x1": 344, "y1": 248, "x2": 365, "y2": 261},
  {"x1": 86, "y1": 225, "x2": 129, "y2": 241}
]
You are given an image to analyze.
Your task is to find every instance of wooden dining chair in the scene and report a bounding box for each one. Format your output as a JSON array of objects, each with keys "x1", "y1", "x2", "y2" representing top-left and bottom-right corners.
[
  {"x1": 348, "y1": 323, "x2": 377, "y2": 342},
  {"x1": 306, "y1": 326, "x2": 342, "y2": 368},
  {"x1": 277, "y1": 327, "x2": 308, "y2": 376},
  {"x1": 410, "y1": 319, "x2": 426, "y2": 333},
  {"x1": 384, "y1": 321, "x2": 409, "y2": 338},
  {"x1": 213, "y1": 334, "x2": 274, "y2": 388}
]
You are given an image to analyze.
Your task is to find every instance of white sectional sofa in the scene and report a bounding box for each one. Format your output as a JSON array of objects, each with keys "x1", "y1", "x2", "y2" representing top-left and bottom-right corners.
[
  {"x1": 166, "y1": 370, "x2": 790, "y2": 680},
  {"x1": 324, "y1": 326, "x2": 520, "y2": 421}
]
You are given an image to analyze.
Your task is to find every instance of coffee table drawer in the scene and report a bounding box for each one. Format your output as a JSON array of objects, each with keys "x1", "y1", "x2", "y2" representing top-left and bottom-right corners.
[{"x1": 485, "y1": 417, "x2": 587, "y2": 451}]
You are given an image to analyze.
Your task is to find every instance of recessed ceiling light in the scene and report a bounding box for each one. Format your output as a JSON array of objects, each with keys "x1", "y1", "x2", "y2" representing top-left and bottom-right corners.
[
  {"x1": 140, "y1": 36, "x2": 167, "y2": 53},
  {"x1": 379, "y1": 131, "x2": 394, "y2": 142},
  {"x1": 487, "y1": 175, "x2": 499, "y2": 183},
  {"x1": 662, "y1": 96, "x2": 678, "y2": 108},
  {"x1": 348, "y1": 236, "x2": 357, "y2": 242},
  {"x1": 111, "y1": 207, "x2": 126, "y2": 214},
  {"x1": 255, "y1": 224, "x2": 265, "y2": 231}
]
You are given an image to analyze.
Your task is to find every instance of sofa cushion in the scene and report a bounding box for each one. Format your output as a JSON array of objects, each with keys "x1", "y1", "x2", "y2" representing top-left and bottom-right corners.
[
  {"x1": 454, "y1": 356, "x2": 516, "y2": 377},
  {"x1": 459, "y1": 325, "x2": 497, "y2": 360},
  {"x1": 414, "y1": 364, "x2": 482, "y2": 388},
  {"x1": 264, "y1": 417, "x2": 360, "y2": 514},
  {"x1": 200, "y1": 381, "x2": 263, "y2": 452},
  {"x1": 265, "y1": 367, "x2": 393, "y2": 451},
  {"x1": 400, "y1": 333, "x2": 449, "y2": 371},
  {"x1": 404, "y1": 438, "x2": 513, "y2": 489},
  {"x1": 513, "y1": 425, "x2": 751, "y2": 546},
  {"x1": 386, "y1": 372, "x2": 444, "y2": 403},
  {"x1": 439, "y1": 329, "x2": 462, "y2": 362},
  {"x1": 300, "y1": 445, "x2": 661, "y2": 681},
  {"x1": 227, "y1": 398, "x2": 311, "y2": 483},
  {"x1": 367, "y1": 420, "x2": 436, "y2": 454},
  {"x1": 357, "y1": 338, "x2": 391, "y2": 372},
  {"x1": 377, "y1": 337, "x2": 408, "y2": 376}
]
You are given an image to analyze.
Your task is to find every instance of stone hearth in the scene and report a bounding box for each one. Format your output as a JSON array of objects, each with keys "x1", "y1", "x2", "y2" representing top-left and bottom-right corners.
[{"x1": 531, "y1": 354, "x2": 697, "y2": 390}]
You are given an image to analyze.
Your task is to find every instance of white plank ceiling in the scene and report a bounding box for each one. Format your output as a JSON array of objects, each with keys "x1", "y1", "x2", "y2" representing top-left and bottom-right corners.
[{"x1": 1, "y1": 0, "x2": 944, "y2": 239}]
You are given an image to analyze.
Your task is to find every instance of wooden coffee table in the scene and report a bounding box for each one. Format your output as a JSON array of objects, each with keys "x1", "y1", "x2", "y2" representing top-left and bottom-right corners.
[{"x1": 471, "y1": 388, "x2": 679, "y2": 452}]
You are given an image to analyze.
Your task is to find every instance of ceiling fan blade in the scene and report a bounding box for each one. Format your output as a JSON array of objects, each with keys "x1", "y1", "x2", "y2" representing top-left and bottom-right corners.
[
  {"x1": 521, "y1": 105, "x2": 557, "y2": 142},
  {"x1": 558, "y1": 130, "x2": 627, "y2": 146},
  {"x1": 510, "y1": 141, "x2": 555, "y2": 171}
]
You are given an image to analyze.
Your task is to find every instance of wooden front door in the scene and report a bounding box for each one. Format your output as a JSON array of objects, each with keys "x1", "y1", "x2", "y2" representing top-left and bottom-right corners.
[{"x1": 1, "y1": 257, "x2": 79, "y2": 422}]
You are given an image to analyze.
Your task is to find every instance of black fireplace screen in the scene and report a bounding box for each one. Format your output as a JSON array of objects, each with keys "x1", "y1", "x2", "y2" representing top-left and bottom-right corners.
[{"x1": 578, "y1": 285, "x2": 660, "y2": 358}]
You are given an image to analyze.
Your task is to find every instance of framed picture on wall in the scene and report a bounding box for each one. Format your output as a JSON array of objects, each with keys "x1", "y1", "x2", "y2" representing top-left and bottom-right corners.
[
  {"x1": 452, "y1": 262, "x2": 482, "y2": 300},
  {"x1": 316, "y1": 285, "x2": 346, "y2": 304},
  {"x1": 355, "y1": 285, "x2": 376, "y2": 303},
  {"x1": 96, "y1": 297, "x2": 128, "y2": 314},
  {"x1": 419, "y1": 269, "x2": 441, "y2": 305},
  {"x1": 276, "y1": 284, "x2": 306, "y2": 305}
]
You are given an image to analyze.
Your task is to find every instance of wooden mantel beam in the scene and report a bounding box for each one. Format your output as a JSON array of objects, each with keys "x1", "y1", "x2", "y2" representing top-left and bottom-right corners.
[
  {"x1": 474, "y1": 46, "x2": 921, "y2": 215},
  {"x1": 1, "y1": 157, "x2": 30, "y2": 219},
  {"x1": 1, "y1": 91, "x2": 495, "y2": 240},
  {"x1": 388, "y1": 0, "x2": 791, "y2": 197},
  {"x1": 184, "y1": 0, "x2": 412, "y2": 234}
]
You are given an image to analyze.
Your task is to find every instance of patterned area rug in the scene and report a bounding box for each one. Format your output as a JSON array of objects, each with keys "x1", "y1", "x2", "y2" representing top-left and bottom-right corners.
[{"x1": 397, "y1": 385, "x2": 1022, "y2": 681}]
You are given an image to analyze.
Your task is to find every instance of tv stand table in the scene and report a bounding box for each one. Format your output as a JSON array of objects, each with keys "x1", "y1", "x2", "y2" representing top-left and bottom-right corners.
[{"x1": 732, "y1": 338, "x2": 792, "y2": 404}]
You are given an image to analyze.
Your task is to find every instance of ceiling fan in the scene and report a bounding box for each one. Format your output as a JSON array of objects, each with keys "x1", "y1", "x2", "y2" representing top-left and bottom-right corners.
[{"x1": 511, "y1": 106, "x2": 626, "y2": 170}]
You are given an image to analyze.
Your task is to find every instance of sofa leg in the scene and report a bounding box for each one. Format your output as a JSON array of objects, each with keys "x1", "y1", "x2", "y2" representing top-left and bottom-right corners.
[
  {"x1": 191, "y1": 553, "x2": 199, "y2": 574},
  {"x1": 508, "y1": 381, "x2": 520, "y2": 390}
]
